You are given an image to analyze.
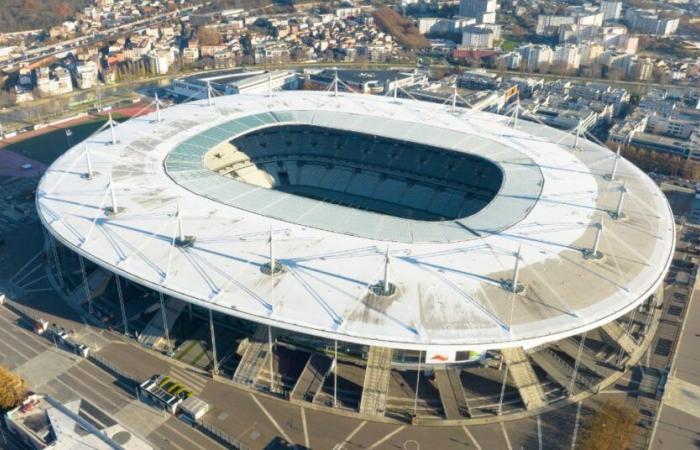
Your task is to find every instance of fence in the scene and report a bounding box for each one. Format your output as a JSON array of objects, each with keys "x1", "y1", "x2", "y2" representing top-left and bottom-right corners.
[{"x1": 196, "y1": 419, "x2": 252, "y2": 450}]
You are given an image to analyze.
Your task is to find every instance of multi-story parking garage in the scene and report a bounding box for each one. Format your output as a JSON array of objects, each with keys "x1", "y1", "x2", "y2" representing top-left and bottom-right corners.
[{"x1": 36, "y1": 90, "x2": 675, "y2": 422}]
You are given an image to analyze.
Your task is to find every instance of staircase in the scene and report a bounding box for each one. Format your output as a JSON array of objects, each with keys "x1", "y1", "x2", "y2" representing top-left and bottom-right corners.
[
  {"x1": 501, "y1": 347, "x2": 546, "y2": 410},
  {"x1": 530, "y1": 348, "x2": 574, "y2": 390},
  {"x1": 359, "y1": 346, "x2": 393, "y2": 416},
  {"x1": 233, "y1": 326, "x2": 271, "y2": 386},
  {"x1": 435, "y1": 367, "x2": 471, "y2": 419},
  {"x1": 600, "y1": 321, "x2": 637, "y2": 355},
  {"x1": 68, "y1": 269, "x2": 111, "y2": 310},
  {"x1": 290, "y1": 354, "x2": 333, "y2": 403},
  {"x1": 555, "y1": 338, "x2": 604, "y2": 379},
  {"x1": 138, "y1": 298, "x2": 185, "y2": 351}
]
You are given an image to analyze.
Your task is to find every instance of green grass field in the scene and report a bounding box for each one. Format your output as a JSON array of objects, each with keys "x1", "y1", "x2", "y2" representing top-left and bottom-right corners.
[
  {"x1": 4, "y1": 115, "x2": 127, "y2": 166},
  {"x1": 500, "y1": 37, "x2": 520, "y2": 52}
]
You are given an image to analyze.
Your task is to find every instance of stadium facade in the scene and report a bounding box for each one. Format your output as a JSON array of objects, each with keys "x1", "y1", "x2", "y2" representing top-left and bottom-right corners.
[{"x1": 37, "y1": 91, "x2": 674, "y2": 420}]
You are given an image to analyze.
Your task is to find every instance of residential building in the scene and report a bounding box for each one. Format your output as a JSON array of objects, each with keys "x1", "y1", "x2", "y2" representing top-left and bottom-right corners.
[
  {"x1": 517, "y1": 43, "x2": 553, "y2": 70},
  {"x1": 462, "y1": 26, "x2": 495, "y2": 48},
  {"x1": 459, "y1": 0, "x2": 498, "y2": 24},
  {"x1": 496, "y1": 51, "x2": 522, "y2": 69},
  {"x1": 624, "y1": 8, "x2": 679, "y2": 36},
  {"x1": 553, "y1": 44, "x2": 581, "y2": 70},
  {"x1": 600, "y1": 1, "x2": 622, "y2": 22},
  {"x1": 74, "y1": 60, "x2": 98, "y2": 89}
]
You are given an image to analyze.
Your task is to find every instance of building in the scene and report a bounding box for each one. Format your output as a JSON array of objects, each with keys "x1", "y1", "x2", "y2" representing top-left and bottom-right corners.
[
  {"x1": 689, "y1": 188, "x2": 700, "y2": 224},
  {"x1": 148, "y1": 49, "x2": 173, "y2": 75},
  {"x1": 169, "y1": 69, "x2": 298, "y2": 99},
  {"x1": 307, "y1": 68, "x2": 428, "y2": 94},
  {"x1": 253, "y1": 41, "x2": 290, "y2": 65},
  {"x1": 418, "y1": 17, "x2": 475, "y2": 35},
  {"x1": 553, "y1": 44, "x2": 581, "y2": 70},
  {"x1": 4, "y1": 394, "x2": 151, "y2": 449},
  {"x1": 461, "y1": 25, "x2": 495, "y2": 48},
  {"x1": 536, "y1": 15, "x2": 575, "y2": 35},
  {"x1": 624, "y1": 8, "x2": 679, "y2": 36},
  {"x1": 537, "y1": 10, "x2": 603, "y2": 34},
  {"x1": 517, "y1": 43, "x2": 554, "y2": 70},
  {"x1": 74, "y1": 61, "x2": 98, "y2": 90},
  {"x1": 459, "y1": 0, "x2": 498, "y2": 24},
  {"x1": 35, "y1": 67, "x2": 73, "y2": 97},
  {"x1": 600, "y1": 1, "x2": 622, "y2": 22},
  {"x1": 496, "y1": 51, "x2": 522, "y2": 69},
  {"x1": 37, "y1": 91, "x2": 674, "y2": 421},
  {"x1": 578, "y1": 41, "x2": 604, "y2": 65}
]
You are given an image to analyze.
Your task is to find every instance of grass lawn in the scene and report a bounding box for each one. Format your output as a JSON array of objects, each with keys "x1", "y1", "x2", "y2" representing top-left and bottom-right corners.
[{"x1": 501, "y1": 37, "x2": 520, "y2": 52}]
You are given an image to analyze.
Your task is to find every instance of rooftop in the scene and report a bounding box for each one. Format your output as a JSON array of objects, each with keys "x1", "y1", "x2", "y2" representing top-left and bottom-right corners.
[{"x1": 36, "y1": 91, "x2": 675, "y2": 351}]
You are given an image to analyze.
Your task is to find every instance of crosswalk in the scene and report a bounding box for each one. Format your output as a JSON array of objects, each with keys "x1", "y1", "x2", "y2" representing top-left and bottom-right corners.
[{"x1": 168, "y1": 364, "x2": 208, "y2": 394}]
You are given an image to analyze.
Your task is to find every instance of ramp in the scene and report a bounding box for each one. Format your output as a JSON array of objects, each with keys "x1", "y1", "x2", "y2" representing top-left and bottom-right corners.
[
  {"x1": 501, "y1": 347, "x2": 546, "y2": 410},
  {"x1": 600, "y1": 321, "x2": 637, "y2": 355},
  {"x1": 233, "y1": 326, "x2": 271, "y2": 386},
  {"x1": 138, "y1": 298, "x2": 185, "y2": 351},
  {"x1": 359, "y1": 346, "x2": 392, "y2": 416},
  {"x1": 290, "y1": 354, "x2": 333, "y2": 402},
  {"x1": 435, "y1": 367, "x2": 470, "y2": 419}
]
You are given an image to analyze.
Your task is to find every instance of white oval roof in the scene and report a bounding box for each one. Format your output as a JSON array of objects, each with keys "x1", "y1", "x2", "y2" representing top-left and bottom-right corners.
[{"x1": 36, "y1": 91, "x2": 675, "y2": 351}]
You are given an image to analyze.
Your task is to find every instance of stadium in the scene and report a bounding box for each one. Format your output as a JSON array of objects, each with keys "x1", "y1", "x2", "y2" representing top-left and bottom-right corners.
[{"x1": 36, "y1": 90, "x2": 675, "y2": 421}]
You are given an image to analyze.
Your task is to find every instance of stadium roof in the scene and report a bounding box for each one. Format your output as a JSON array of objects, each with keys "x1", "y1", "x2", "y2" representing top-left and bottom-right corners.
[{"x1": 36, "y1": 91, "x2": 675, "y2": 351}]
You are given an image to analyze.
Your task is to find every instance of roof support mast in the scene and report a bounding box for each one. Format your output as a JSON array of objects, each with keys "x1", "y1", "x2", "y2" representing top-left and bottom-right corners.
[
  {"x1": 84, "y1": 144, "x2": 94, "y2": 180},
  {"x1": 592, "y1": 218, "x2": 603, "y2": 256},
  {"x1": 573, "y1": 118, "x2": 581, "y2": 150},
  {"x1": 511, "y1": 245, "x2": 521, "y2": 293},
  {"x1": 452, "y1": 83, "x2": 457, "y2": 113},
  {"x1": 382, "y1": 247, "x2": 390, "y2": 295},
  {"x1": 174, "y1": 203, "x2": 195, "y2": 247},
  {"x1": 609, "y1": 145, "x2": 621, "y2": 180},
  {"x1": 108, "y1": 173, "x2": 118, "y2": 215},
  {"x1": 155, "y1": 92, "x2": 161, "y2": 122},
  {"x1": 109, "y1": 112, "x2": 116, "y2": 145},
  {"x1": 268, "y1": 72, "x2": 273, "y2": 99},
  {"x1": 269, "y1": 227, "x2": 275, "y2": 272},
  {"x1": 613, "y1": 181, "x2": 627, "y2": 220}
]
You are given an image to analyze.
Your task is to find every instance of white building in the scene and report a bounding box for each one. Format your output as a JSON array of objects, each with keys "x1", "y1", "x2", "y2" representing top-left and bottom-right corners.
[
  {"x1": 169, "y1": 69, "x2": 298, "y2": 99},
  {"x1": 149, "y1": 49, "x2": 172, "y2": 75},
  {"x1": 36, "y1": 67, "x2": 74, "y2": 97},
  {"x1": 462, "y1": 26, "x2": 495, "y2": 48},
  {"x1": 74, "y1": 61, "x2": 98, "y2": 90},
  {"x1": 459, "y1": 0, "x2": 498, "y2": 24},
  {"x1": 517, "y1": 44, "x2": 554, "y2": 70},
  {"x1": 600, "y1": 1, "x2": 622, "y2": 22},
  {"x1": 578, "y1": 41, "x2": 604, "y2": 65},
  {"x1": 497, "y1": 51, "x2": 522, "y2": 69},
  {"x1": 418, "y1": 17, "x2": 475, "y2": 34},
  {"x1": 624, "y1": 8, "x2": 679, "y2": 36},
  {"x1": 553, "y1": 44, "x2": 581, "y2": 70}
]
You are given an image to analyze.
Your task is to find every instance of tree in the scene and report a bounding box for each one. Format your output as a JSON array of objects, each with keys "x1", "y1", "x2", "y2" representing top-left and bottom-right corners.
[
  {"x1": 0, "y1": 366, "x2": 27, "y2": 412},
  {"x1": 579, "y1": 401, "x2": 639, "y2": 450}
]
